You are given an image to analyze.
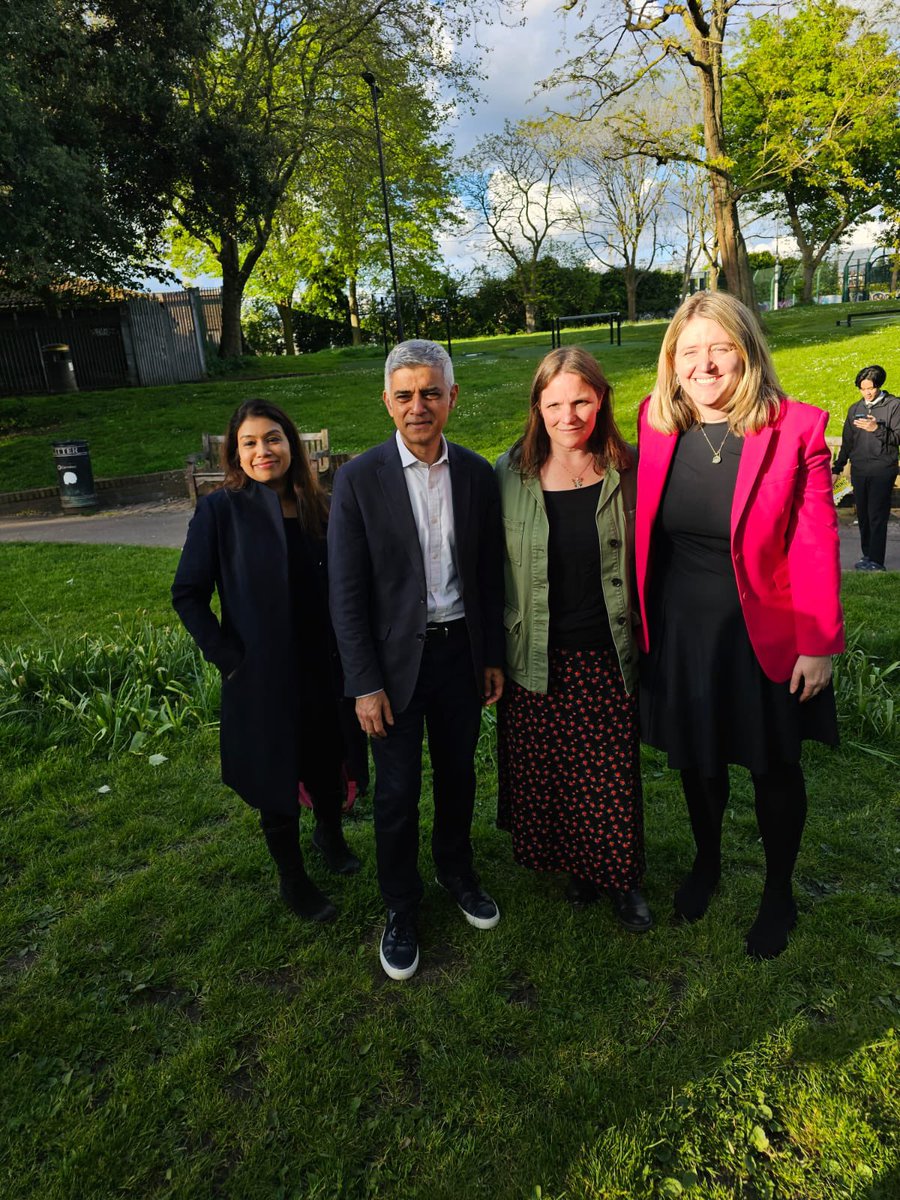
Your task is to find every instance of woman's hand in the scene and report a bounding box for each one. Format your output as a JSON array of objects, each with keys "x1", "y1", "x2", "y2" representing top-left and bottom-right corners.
[{"x1": 789, "y1": 655, "x2": 832, "y2": 702}]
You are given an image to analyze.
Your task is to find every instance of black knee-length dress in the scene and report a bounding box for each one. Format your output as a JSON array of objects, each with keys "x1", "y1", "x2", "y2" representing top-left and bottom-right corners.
[{"x1": 639, "y1": 424, "x2": 838, "y2": 776}]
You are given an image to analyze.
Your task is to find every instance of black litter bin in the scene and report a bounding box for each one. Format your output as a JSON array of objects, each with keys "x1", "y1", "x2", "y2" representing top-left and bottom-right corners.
[
  {"x1": 53, "y1": 440, "x2": 97, "y2": 514},
  {"x1": 42, "y1": 343, "x2": 79, "y2": 393}
]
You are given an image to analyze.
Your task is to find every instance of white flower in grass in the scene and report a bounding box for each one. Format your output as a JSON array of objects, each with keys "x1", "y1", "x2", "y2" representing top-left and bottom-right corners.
[
  {"x1": 97, "y1": 785, "x2": 111, "y2": 794},
  {"x1": 148, "y1": 753, "x2": 168, "y2": 767}
]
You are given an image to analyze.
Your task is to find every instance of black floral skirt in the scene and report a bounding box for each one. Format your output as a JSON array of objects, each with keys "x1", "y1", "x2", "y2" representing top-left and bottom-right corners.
[{"x1": 497, "y1": 647, "x2": 645, "y2": 890}]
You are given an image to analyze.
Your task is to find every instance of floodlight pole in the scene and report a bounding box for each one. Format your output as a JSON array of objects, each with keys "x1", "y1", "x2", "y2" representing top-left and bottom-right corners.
[{"x1": 361, "y1": 70, "x2": 404, "y2": 343}]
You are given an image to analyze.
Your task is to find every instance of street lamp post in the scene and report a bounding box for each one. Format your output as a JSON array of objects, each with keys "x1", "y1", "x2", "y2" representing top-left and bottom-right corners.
[{"x1": 361, "y1": 70, "x2": 404, "y2": 343}]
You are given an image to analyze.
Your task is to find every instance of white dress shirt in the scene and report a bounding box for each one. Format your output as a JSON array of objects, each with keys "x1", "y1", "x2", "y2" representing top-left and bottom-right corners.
[{"x1": 395, "y1": 430, "x2": 465, "y2": 623}]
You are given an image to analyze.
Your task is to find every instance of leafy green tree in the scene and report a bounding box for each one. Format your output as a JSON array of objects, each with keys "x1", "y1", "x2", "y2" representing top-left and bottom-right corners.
[
  {"x1": 726, "y1": 0, "x2": 900, "y2": 303},
  {"x1": 170, "y1": 0, "x2": 485, "y2": 358},
  {"x1": 0, "y1": 0, "x2": 212, "y2": 294}
]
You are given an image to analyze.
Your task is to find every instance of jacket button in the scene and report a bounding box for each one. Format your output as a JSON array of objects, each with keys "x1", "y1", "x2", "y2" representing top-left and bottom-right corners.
[
  {"x1": 612, "y1": 577, "x2": 623, "y2": 587},
  {"x1": 609, "y1": 538, "x2": 620, "y2": 548},
  {"x1": 417, "y1": 633, "x2": 425, "y2": 641},
  {"x1": 617, "y1": 615, "x2": 627, "y2": 625}
]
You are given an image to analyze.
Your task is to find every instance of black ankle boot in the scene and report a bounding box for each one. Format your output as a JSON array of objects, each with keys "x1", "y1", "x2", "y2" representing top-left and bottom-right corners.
[
  {"x1": 674, "y1": 863, "x2": 720, "y2": 923},
  {"x1": 261, "y1": 818, "x2": 337, "y2": 922},
  {"x1": 312, "y1": 824, "x2": 361, "y2": 875},
  {"x1": 745, "y1": 886, "x2": 797, "y2": 960},
  {"x1": 278, "y1": 870, "x2": 337, "y2": 923}
]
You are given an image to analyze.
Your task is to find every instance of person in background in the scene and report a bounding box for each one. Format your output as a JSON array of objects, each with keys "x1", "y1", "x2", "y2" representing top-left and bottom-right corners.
[
  {"x1": 495, "y1": 347, "x2": 651, "y2": 933},
  {"x1": 328, "y1": 339, "x2": 505, "y2": 981},
  {"x1": 637, "y1": 292, "x2": 844, "y2": 959},
  {"x1": 832, "y1": 365, "x2": 900, "y2": 571},
  {"x1": 172, "y1": 399, "x2": 359, "y2": 925}
]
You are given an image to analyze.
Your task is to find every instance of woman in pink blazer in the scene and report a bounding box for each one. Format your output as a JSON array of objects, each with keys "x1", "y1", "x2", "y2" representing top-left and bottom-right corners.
[{"x1": 636, "y1": 291, "x2": 844, "y2": 959}]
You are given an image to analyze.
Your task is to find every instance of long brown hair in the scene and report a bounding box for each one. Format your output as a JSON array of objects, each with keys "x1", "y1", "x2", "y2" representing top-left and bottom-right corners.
[
  {"x1": 223, "y1": 399, "x2": 329, "y2": 536},
  {"x1": 648, "y1": 291, "x2": 784, "y2": 435},
  {"x1": 511, "y1": 346, "x2": 633, "y2": 477}
]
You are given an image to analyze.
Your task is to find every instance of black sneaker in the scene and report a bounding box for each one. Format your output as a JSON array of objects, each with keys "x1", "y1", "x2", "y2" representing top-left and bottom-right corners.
[
  {"x1": 312, "y1": 825, "x2": 361, "y2": 875},
  {"x1": 380, "y1": 910, "x2": 419, "y2": 980},
  {"x1": 609, "y1": 888, "x2": 654, "y2": 933},
  {"x1": 436, "y1": 873, "x2": 500, "y2": 929}
]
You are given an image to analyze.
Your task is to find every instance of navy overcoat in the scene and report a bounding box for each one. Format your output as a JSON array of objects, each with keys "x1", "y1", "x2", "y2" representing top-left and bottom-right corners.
[{"x1": 172, "y1": 481, "x2": 322, "y2": 814}]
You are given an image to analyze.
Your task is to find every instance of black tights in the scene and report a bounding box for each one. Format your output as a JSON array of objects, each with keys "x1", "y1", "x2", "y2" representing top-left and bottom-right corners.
[{"x1": 680, "y1": 761, "x2": 807, "y2": 893}]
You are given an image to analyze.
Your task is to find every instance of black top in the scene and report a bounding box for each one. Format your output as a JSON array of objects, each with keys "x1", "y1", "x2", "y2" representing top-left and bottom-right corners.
[
  {"x1": 832, "y1": 391, "x2": 900, "y2": 476},
  {"x1": 283, "y1": 517, "x2": 333, "y2": 691},
  {"x1": 544, "y1": 481, "x2": 613, "y2": 651}
]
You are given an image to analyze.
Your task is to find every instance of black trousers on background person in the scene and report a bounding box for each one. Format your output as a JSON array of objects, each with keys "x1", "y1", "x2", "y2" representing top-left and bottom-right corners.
[
  {"x1": 371, "y1": 620, "x2": 483, "y2": 913},
  {"x1": 852, "y1": 468, "x2": 896, "y2": 567}
]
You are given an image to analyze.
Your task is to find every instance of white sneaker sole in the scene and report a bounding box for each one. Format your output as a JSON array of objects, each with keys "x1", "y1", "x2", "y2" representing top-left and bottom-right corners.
[
  {"x1": 435, "y1": 878, "x2": 500, "y2": 929},
  {"x1": 460, "y1": 904, "x2": 500, "y2": 930},
  {"x1": 379, "y1": 943, "x2": 419, "y2": 981}
]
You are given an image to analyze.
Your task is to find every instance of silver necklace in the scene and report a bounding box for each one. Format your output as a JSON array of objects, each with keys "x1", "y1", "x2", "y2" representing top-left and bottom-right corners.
[
  {"x1": 552, "y1": 455, "x2": 592, "y2": 487},
  {"x1": 696, "y1": 422, "x2": 730, "y2": 464}
]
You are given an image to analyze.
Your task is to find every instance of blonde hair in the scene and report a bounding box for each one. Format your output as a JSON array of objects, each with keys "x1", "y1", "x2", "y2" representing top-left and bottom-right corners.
[{"x1": 648, "y1": 291, "x2": 784, "y2": 435}]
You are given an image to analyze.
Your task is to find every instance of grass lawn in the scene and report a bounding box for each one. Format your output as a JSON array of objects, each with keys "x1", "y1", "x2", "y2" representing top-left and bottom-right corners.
[
  {"x1": 2, "y1": 301, "x2": 899, "y2": 492},
  {"x1": 1, "y1": 541, "x2": 898, "y2": 1199}
]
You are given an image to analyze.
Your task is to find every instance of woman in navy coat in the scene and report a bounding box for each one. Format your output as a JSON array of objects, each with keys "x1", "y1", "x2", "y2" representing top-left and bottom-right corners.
[{"x1": 172, "y1": 399, "x2": 359, "y2": 922}]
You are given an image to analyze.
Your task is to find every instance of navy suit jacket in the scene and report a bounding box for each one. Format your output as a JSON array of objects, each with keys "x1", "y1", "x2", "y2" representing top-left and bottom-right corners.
[{"x1": 328, "y1": 436, "x2": 505, "y2": 714}]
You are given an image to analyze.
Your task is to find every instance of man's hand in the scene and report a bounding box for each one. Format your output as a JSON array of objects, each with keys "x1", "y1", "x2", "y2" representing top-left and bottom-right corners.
[
  {"x1": 789, "y1": 655, "x2": 832, "y2": 703},
  {"x1": 853, "y1": 415, "x2": 878, "y2": 433},
  {"x1": 356, "y1": 690, "x2": 394, "y2": 738},
  {"x1": 482, "y1": 666, "x2": 504, "y2": 706}
]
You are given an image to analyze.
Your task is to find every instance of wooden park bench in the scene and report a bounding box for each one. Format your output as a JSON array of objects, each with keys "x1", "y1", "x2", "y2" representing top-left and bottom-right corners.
[{"x1": 185, "y1": 428, "x2": 334, "y2": 504}]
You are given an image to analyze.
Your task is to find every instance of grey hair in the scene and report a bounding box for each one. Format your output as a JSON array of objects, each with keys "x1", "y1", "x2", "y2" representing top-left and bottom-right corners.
[{"x1": 384, "y1": 339, "x2": 454, "y2": 392}]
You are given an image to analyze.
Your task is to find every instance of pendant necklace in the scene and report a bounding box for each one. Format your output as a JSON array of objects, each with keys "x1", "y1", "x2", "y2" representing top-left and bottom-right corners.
[
  {"x1": 555, "y1": 456, "x2": 591, "y2": 487},
  {"x1": 696, "y1": 422, "x2": 730, "y2": 464}
]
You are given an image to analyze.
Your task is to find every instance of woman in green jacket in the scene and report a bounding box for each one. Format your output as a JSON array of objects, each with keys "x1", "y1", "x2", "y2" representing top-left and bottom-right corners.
[{"x1": 496, "y1": 347, "x2": 651, "y2": 932}]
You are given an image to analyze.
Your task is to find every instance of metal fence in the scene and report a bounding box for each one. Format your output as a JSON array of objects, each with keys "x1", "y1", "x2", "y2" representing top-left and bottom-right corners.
[{"x1": 0, "y1": 288, "x2": 209, "y2": 396}]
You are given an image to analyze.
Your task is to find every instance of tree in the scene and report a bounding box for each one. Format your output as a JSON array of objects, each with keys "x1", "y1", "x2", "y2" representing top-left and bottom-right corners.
[
  {"x1": 662, "y1": 154, "x2": 720, "y2": 300},
  {"x1": 0, "y1": 0, "x2": 212, "y2": 294},
  {"x1": 545, "y1": 0, "x2": 757, "y2": 312},
  {"x1": 564, "y1": 123, "x2": 670, "y2": 321},
  {"x1": 310, "y1": 72, "x2": 460, "y2": 345},
  {"x1": 725, "y1": 0, "x2": 900, "y2": 303},
  {"x1": 170, "y1": 0, "x2": 487, "y2": 358},
  {"x1": 458, "y1": 119, "x2": 573, "y2": 332}
]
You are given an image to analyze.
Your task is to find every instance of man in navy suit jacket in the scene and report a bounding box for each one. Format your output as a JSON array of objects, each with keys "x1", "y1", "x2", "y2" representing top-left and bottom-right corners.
[{"x1": 328, "y1": 339, "x2": 505, "y2": 980}]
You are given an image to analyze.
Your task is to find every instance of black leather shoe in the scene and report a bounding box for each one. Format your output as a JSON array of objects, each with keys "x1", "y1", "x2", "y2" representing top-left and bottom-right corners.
[
  {"x1": 436, "y1": 874, "x2": 500, "y2": 929},
  {"x1": 565, "y1": 875, "x2": 600, "y2": 909},
  {"x1": 609, "y1": 888, "x2": 654, "y2": 933},
  {"x1": 312, "y1": 824, "x2": 361, "y2": 875},
  {"x1": 279, "y1": 871, "x2": 337, "y2": 923},
  {"x1": 380, "y1": 910, "x2": 419, "y2": 980}
]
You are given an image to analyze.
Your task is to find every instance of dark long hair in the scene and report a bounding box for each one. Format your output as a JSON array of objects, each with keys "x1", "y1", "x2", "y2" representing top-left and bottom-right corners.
[
  {"x1": 222, "y1": 399, "x2": 329, "y2": 536},
  {"x1": 511, "y1": 346, "x2": 633, "y2": 477}
]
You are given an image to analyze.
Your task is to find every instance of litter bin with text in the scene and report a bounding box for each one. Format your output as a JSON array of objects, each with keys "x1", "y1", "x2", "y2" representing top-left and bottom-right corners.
[
  {"x1": 42, "y1": 343, "x2": 79, "y2": 393},
  {"x1": 53, "y1": 440, "x2": 97, "y2": 514}
]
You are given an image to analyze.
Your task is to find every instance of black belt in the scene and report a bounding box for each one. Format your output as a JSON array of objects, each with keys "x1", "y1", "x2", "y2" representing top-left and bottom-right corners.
[{"x1": 424, "y1": 618, "x2": 467, "y2": 641}]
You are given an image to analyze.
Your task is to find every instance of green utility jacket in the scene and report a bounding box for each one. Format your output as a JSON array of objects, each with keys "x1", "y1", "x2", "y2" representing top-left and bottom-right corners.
[{"x1": 494, "y1": 449, "x2": 639, "y2": 695}]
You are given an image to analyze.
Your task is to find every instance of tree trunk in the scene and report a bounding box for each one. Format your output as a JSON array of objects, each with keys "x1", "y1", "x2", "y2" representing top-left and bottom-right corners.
[
  {"x1": 276, "y1": 302, "x2": 296, "y2": 355},
  {"x1": 348, "y1": 276, "x2": 363, "y2": 347},
  {"x1": 524, "y1": 298, "x2": 539, "y2": 333},
  {"x1": 216, "y1": 232, "x2": 267, "y2": 359},
  {"x1": 695, "y1": 15, "x2": 756, "y2": 314},
  {"x1": 624, "y1": 263, "x2": 638, "y2": 322}
]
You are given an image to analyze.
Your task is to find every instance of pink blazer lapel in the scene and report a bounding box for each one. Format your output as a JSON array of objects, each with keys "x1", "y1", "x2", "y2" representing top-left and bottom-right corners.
[{"x1": 731, "y1": 422, "x2": 775, "y2": 538}]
